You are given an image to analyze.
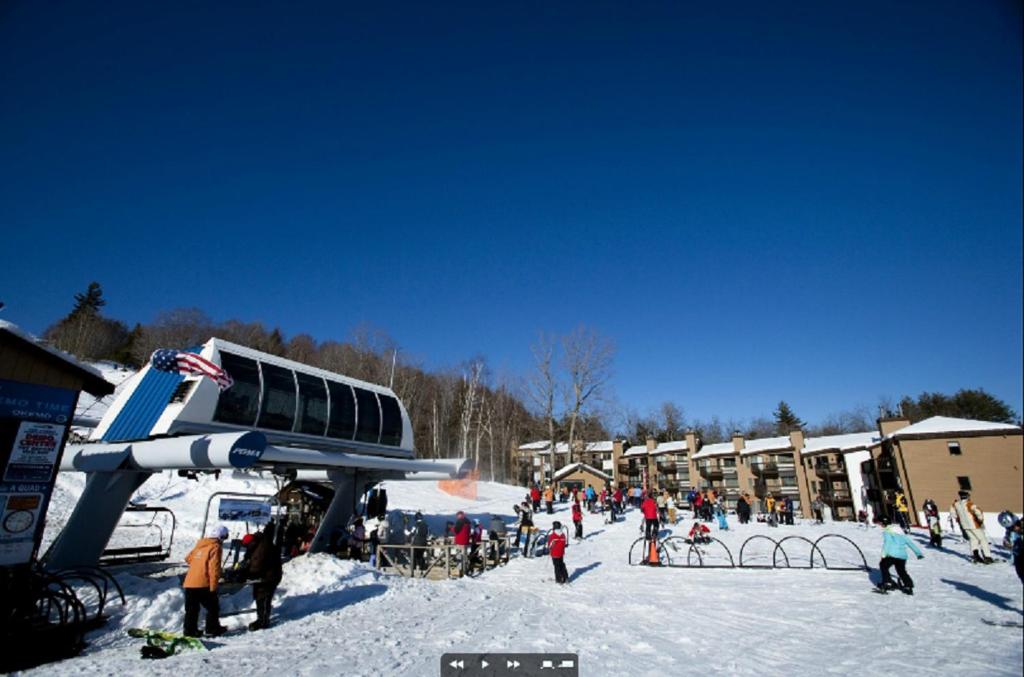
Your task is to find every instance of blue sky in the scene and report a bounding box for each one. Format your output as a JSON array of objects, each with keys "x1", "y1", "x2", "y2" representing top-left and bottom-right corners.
[{"x1": 1, "y1": 1, "x2": 1021, "y2": 425}]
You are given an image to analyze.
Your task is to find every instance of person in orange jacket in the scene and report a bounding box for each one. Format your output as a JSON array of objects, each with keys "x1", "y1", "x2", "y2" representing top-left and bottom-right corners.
[{"x1": 183, "y1": 525, "x2": 229, "y2": 637}]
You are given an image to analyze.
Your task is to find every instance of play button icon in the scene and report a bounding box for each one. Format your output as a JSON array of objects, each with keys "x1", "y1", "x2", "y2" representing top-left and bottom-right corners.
[{"x1": 481, "y1": 659, "x2": 489, "y2": 668}]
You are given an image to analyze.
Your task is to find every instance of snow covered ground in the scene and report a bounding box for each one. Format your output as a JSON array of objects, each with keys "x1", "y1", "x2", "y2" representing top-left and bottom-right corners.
[{"x1": 33, "y1": 476, "x2": 1024, "y2": 677}]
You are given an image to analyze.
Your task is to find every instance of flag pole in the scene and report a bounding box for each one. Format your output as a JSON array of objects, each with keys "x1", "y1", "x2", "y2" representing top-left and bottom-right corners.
[{"x1": 389, "y1": 348, "x2": 397, "y2": 389}]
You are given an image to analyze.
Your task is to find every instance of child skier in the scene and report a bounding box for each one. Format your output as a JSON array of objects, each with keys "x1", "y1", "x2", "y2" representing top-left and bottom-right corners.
[
  {"x1": 549, "y1": 521, "x2": 568, "y2": 584},
  {"x1": 572, "y1": 502, "x2": 584, "y2": 540},
  {"x1": 687, "y1": 521, "x2": 711, "y2": 544},
  {"x1": 875, "y1": 517, "x2": 924, "y2": 595}
]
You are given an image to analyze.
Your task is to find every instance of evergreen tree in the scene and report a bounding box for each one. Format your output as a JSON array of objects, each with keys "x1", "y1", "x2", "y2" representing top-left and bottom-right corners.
[
  {"x1": 773, "y1": 401, "x2": 805, "y2": 434},
  {"x1": 71, "y1": 282, "x2": 106, "y2": 316},
  {"x1": 900, "y1": 389, "x2": 1017, "y2": 424}
]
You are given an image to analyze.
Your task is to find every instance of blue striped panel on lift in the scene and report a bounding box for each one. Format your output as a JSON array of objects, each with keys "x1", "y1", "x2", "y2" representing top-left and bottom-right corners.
[{"x1": 102, "y1": 368, "x2": 184, "y2": 441}]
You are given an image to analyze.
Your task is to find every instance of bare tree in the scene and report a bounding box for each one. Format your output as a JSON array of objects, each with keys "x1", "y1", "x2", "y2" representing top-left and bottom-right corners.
[
  {"x1": 526, "y1": 333, "x2": 560, "y2": 483},
  {"x1": 658, "y1": 401, "x2": 686, "y2": 441},
  {"x1": 561, "y1": 326, "x2": 614, "y2": 467}
]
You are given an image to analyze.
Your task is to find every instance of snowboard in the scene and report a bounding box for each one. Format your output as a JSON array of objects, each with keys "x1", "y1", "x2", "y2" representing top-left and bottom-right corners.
[{"x1": 127, "y1": 628, "x2": 208, "y2": 658}]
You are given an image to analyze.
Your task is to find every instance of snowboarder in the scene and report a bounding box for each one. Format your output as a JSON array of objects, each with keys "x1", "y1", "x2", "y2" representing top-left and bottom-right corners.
[
  {"x1": 247, "y1": 522, "x2": 282, "y2": 631},
  {"x1": 572, "y1": 501, "x2": 584, "y2": 540},
  {"x1": 715, "y1": 505, "x2": 729, "y2": 531},
  {"x1": 549, "y1": 521, "x2": 568, "y2": 584},
  {"x1": 182, "y1": 525, "x2": 229, "y2": 638},
  {"x1": 875, "y1": 517, "x2": 924, "y2": 595},
  {"x1": 952, "y1": 491, "x2": 994, "y2": 564},
  {"x1": 453, "y1": 511, "x2": 472, "y2": 574},
  {"x1": 922, "y1": 498, "x2": 942, "y2": 548},
  {"x1": 641, "y1": 492, "x2": 659, "y2": 541}
]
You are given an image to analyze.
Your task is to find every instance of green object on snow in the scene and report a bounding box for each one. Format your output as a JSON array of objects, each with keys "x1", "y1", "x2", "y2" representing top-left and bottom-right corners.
[{"x1": 127, "y1": 628, "x2": 207, "y2": 658}]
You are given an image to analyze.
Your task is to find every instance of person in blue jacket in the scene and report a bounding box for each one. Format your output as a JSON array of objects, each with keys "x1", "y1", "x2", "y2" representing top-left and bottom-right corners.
[{"x1": 877, "y1": 516, "x2": 924, "y2": 594}]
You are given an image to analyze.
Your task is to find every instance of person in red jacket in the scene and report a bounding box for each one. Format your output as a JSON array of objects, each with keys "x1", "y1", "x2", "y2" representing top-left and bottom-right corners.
[
  {"x1": 530, "y1": 485, "x2": 542, "y2": 512},
  {"x1": 571, "y1": 502, "x2": 584, "y2": 540},
  {"x1": 641, "y1": 494, "x2": 660, "y2": 541},
  {"x1": 453, "y1": 511, "x2": 471, "y2": 574},
  {"x1": 549, "y1": 521, "x2": 568, "y2": 584}
]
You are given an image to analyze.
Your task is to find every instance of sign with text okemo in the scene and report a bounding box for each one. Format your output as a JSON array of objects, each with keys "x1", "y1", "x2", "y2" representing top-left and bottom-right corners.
[{"x1": 0, "y1": 379, "x2": 77, "y2": 567}]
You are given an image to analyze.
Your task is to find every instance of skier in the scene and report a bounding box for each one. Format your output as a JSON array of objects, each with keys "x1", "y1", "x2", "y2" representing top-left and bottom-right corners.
[
  {"x1": 453, "y1": 511, "x2": 472, "y2": 574},
  {"x1": 613, "y1": 487, "x2": 624, "y2": 514},
  {"x1": 784, "y1": 496, "x2": 795, "y2": 526},
  {"x1": 544, "y1": 485, "x2": 555, "y2": 514},
  {"x1": 182, "y1": 525, "x2": 229, "y2": 638},
  {"x1": 765, "y1": 494, "x2": 777, "y2": 527},
  {"x1": 549, "y1": 521, "x2": 568, "y2": 584},
  {"x1": 812, "y1": 496, "x2": 824, "y2": 524},
  {"x1": 572, "y1": 501, "x2": 584, "y2": 540},
  {"x1": 687, "y1": 521, "x2": 711, "y2": 544},
  {"x1": 736, "y1": 493, "x2": 751, "y2": 525},
  {"x1": 951, "y1": 491, "x2": 994, "y2": 564},
  {"x1": 875, "y1": 517, "x2": 924, "y2": 595},
  {"x1": 411, "y1": 512, "x2": 430, "y2": 571},
  {"x1": 667, "y1": 494, "x2": 677, "y2": 525},
  {"x1": 488, "y1": 514, "x2": 507, "y2": 563},
  {"x1": 1010, "y1": 519, "x2": 1023, "y2": 582},
  {"x1": 641, "y1": 492, "x2": 659, "y2": 541},
  {"x1": 585, "y1": 485, "x2": 597, "y2": 511},
  {"x1": 715, "y1": 504, "x2": 729, "y2": 531},
  {"x1": 349, "y1": 518, "x2": 366, "y2": 560},
  {"x1": 922, "y1": 498, "x2": 942, "y2": 548},
  {"x1": 656, "y1": 490, "x2": 668, "y2": 525},
  {"x1": 860, "y1": 485, "x2": 874, "y2": 528},
  {"x1": 894, "y1": 491, "x2": 911, "y2": 533},
  {"x1": 530, "y1": 484, "x2": 542, "y2": 512},
  {"x1": 513, "y1": 502, "x2": 534, "y2": 554},
  {"x1": 686, "y1": 488, "x2": 697, "y2": 515},
  {"x1": 247, "y1": 522, "x2": 282, "y2": 631}
]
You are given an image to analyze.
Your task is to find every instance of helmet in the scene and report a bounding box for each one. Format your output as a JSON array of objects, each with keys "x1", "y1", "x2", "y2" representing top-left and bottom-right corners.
[{"x1": 210, "y1": 525, "x2": 229, "y2": 540}]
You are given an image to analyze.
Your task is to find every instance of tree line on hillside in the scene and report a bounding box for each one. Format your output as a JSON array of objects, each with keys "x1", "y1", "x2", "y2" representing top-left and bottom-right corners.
[
  {"x1": 41, "y1": 283, "x2": 617, "y2": 481},
  {"x1": 40, "y1": 283, "x2": 1018, "y2": 480}
]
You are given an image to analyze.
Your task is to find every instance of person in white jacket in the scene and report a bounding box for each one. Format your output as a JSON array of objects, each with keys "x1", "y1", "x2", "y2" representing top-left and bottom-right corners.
[{"x1": 952, "y1": 491, "x2": 994, "y2": 564}]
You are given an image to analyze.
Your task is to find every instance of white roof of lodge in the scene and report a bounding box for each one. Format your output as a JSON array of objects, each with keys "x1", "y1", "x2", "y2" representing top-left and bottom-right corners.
[
  {"x1": 739, "y1": 435, "x2": 793, "y2": 456},
  {"x1": 621, "y1": 445, "x2": 649, "y2": 458},
  {"x1": 519, "y1": 440, "x2": 553, "y2": 451},
  {"x1": 691, "y1": 442, "x2": 736, "y2": 460},
  {"x1": 552, "y1": 462, "x2": 612, "y2": 482},
  {"x1": 882, "y1": 416, "x2": 1021, "y2": 441},
  {"x1": 801, "y1": 431, "x2": 880, "y2": 456},
  {"x1": 650, "y1": 440, "x2": 688, "y2": 456}
]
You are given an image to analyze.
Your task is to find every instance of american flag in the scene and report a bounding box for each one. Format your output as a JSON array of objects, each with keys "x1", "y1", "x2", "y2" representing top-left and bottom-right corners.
[{"x1": 150, "y1": 349, "x2": 234, "y2": 390}]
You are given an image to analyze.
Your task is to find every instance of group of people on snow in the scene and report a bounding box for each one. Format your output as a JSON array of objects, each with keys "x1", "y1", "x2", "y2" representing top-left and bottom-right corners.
[{"x1": 182, "y1": 521, "x2": 282, "y2": 638}]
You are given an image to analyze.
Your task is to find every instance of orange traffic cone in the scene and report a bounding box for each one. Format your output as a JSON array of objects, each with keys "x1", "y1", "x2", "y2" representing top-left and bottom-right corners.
[{"x1": 647, "y1": 538, "x2": 661, "y2": 566}]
